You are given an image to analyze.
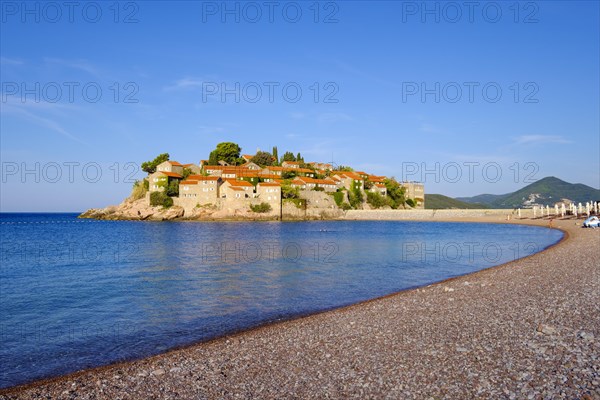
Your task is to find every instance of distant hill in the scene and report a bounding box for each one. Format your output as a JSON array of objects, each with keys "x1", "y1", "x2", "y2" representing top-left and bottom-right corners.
[
  {"x1": 425, "y1": 194, "x2": 490, "y2": 210},
  {"x1": 456, "y1": 177, "x2": 600, "y2": 209}
]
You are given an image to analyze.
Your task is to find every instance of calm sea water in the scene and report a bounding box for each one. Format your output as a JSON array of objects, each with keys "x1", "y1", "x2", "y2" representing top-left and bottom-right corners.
[{"x1": 0, "y1": 213, "x2": 563, "y2": 388}]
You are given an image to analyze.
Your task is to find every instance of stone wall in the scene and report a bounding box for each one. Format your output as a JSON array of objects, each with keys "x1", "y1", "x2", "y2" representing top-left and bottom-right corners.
[{"x1": 342, "y1": 209, "x2": 535, "y2": 221}]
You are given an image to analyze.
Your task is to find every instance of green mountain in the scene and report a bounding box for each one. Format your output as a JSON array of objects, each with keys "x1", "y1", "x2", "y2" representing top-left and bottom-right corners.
[
  {"x1": 455, "y1": 177, "x2": 600, "y2": 209},
  {"x1": 425, "y1": 194, "x2": 490, "y2": 210}
]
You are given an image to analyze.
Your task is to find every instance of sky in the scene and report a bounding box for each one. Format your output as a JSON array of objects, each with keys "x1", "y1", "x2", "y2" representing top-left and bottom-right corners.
[{"x1": 1, "y1": 0, "x2": 599, "y2": 212}]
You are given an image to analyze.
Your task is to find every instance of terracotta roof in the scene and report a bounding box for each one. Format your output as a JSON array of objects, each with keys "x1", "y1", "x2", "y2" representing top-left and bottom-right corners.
[
  {"x1": 237, "y1": 171, "x2": 260, "y2": 177},
  {"x1": 158, "y1": 171, "x2": 183, "y2": 178},
  {"x1": 224, "y1": 179, "x2": 254, "y2": 187},
  {"x1": 258, "y1": 173, "x2": 280, "y2": 180},
  {"x1": 368, "y1": 175, "x2": 386, "y2": 183},
  {"x1": 375, "y1": 183, "x2": 386, "y2": 188},
  {"x1": 258, "y1": 182, "x2": 281, "y2": 187},
  {"x1": 296, "y1": 177, "x2": 337, "y2": 185},
  {"x1": 341, "y1": 172, "x2": 363, "y2": 181},
  {"x1": 180, "y1": 180, "x2": 199, "y2": 185},
  {"x1": 166, "y1": 161, "x2": 183, "y2": 166},
  {"x1": 182, "y1": 163, "x2": 197, "y2": 167},
  {"x1": 230, "y1": 187, "x2": 245, "y2": 191}
]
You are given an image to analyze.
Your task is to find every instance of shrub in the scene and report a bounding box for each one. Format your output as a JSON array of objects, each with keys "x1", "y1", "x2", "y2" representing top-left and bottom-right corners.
[
  {"x1": 166, "y1": 179, "x2": 179, "y2": 196},
  {"x1": 341, "y1": 202, "x2": 352, "y2": 210},
  {"x1": 366, "y1": 191, "x2": 390, "y2": 209},
  {"x1": 332, "y1": 191, "x2": 344, "y2": 207},
  {"x1": 130, "y1": 180, "x2": 148, "y2": 200},
  {"x1": 150, "y1": 191, "x2": 173, "y2": 208},
  {"x1": 281, "y1": 182, "x2": 300, "y2": 199},
  {"x1": 250, "y1": 202, "x2": 272, "y2": 213},
  {"x1": 312, "y1": 186, "x2": 324, "y2": 191},
  {"x1": 406, "y1": 198, "x2": 416, "y2": 208},
  {"x1": 348, "y1": 185, "x2": 363, "y2": 209},
  {"x1": 284, "y1": 198, "x2": 304, "y2": 209}
]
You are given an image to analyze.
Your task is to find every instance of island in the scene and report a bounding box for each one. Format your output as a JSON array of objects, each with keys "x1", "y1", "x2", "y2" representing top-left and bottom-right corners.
[{"x1": 79, "y1": 142, "x2": 425, "y2": 221}]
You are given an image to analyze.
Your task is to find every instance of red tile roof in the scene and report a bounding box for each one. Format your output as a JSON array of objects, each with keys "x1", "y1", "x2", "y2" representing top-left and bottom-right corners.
[
  {"x1": 166, "y1": 161, "x2": 183, "y2": 166},
  {"x1": 341, "y1": 172, "x2": 363, "y2": 181},
  {"x1": 224, "y1": 179, "x2": 254, "y2": 187},
  {"x1": 258, "y1": 182, "x2": 281, "y2": 187}
]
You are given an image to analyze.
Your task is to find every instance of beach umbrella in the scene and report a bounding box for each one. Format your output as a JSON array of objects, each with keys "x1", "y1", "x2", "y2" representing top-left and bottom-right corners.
[
  {"x1": 533, "y1": 206, "x2": 537, "y2": 218},
  {"x1": 586, "y1": 203, "x2": 590, "y2": 216},
  {"x1": 518, "y1": 208, "x2": 521, "y2": 218},
  {"x1": 595, "y1": 201, "x2": 598, "y2": 214},
  {"x1": 578, "y1": 203, "x2": 583, "y2": 214},
  {"x1": 546, "y1": 205, "x2": 550, "y2": 216},
  {"x1": 574, "y1": 206, "x2": 577, "y2": 217},
  {"x1": 561, "y1": 203, "x2": 566, "y2": 217},
  {"x1": 554, "y1": 204, "x2": 559, "y2": 215}
]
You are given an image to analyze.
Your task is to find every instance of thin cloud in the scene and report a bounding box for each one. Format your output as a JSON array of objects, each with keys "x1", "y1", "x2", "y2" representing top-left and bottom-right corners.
[
  {"x1": 44, "y1": 58, "x2": 100, "y2": 76},
  {"x1": 514, "y1": 135, "x2": 571, "y2": 145},
  {"x1": 317, "y1": 112, "x2": 353, "y2": 124},
  {"x1": 0, "y1": 57, "x2": 24, "y2": 65},
  {"x1": 419, "y1": 123, "x2": 441, "y2": 134},
  {"x1": 289, "y1": 112, "x2": 305, "y2": 119},
  {"x1": 164, "y1": 78, "x2": 207, "y2": 91},
  {"x1": 2, "y1": 102, "x2": 84, "y2": 144}
]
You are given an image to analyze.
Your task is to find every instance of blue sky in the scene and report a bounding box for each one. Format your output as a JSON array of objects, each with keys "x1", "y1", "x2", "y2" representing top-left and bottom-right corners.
[{"x1": 1, "y1": 1, "x2": 599, "y2": 212}]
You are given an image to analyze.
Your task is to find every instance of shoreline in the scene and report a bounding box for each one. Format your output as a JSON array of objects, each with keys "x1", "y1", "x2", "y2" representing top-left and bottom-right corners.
[{"x1": 1, "y1": 215, "x2": 598, "y2": 398}]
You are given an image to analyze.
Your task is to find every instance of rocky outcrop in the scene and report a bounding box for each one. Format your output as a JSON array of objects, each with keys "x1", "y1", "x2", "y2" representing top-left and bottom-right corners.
[{"x1": 79, "y1": 198, "x2": 184, "y2": 221}]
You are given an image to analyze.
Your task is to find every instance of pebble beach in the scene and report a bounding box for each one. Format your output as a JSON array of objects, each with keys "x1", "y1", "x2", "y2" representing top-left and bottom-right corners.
[{"x1": 1, "y1": 216, "x2": 598, "y2": 399}]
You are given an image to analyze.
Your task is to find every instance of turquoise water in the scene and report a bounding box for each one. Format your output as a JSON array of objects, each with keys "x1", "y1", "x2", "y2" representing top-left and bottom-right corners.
[{"x1": 0, "y1": 213, "x2": 563, "y2": 388}]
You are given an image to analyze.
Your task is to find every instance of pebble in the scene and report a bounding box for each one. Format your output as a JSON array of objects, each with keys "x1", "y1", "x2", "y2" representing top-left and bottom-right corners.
[{"x1": 1, "y1": 219, "x2": 597, "y2": 400}]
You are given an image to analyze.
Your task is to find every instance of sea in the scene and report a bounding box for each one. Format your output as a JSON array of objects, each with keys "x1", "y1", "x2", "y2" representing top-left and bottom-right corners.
[{"x1": 0, "y1": 213, "x2": 563, "y2": 388}]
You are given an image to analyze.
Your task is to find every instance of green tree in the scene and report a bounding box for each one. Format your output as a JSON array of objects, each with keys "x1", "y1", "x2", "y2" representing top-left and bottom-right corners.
[
  {"x1": 251, "y1": 151, "x2": 274, "y2": 167},
  {"x1": 366, "y1": 191, "x2": 390, "y2": 209},
  {"x1": 384, "y1": 178, "x2": 407, "y2": 209},
  {"x1": 150, "y1": 191, "x2": 173, "y2": 208},
  {"x1": 281, "y1": 181, "x2": 300, "y2": 199},
  {"x1": 141, "y1": 153, "x2": 170, "y2": 174},
  {"x1": 207, "y1": 142, "x2": 242, "y2": 165},
  {"x1": 272, "y1": 146, "x2": 279, "y2": 164},
  {"x1": 182, "y1": 168, "x2": 192, "y2": 180},
  {"x1": 348, "y1": 184, "x2": 364, "y2": 209},
  {"x1": 296, "y1": 152, "x2": 303, "y2": 162},
  {"x1": 282, "y1": 170, "x2": 297, "y2": 180},
  {"x1": 281, "y1": 151, "x2": 296, "y2": 162},
  {"x1": 332, "y1": 190, "x2": 345, "y2": 207},
  {"x1": 334, "y1": 165, "x2": 354, "y2": 172},
  {"x1": 166, "y1": 179, "x2": 179, "y2": 196}
]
